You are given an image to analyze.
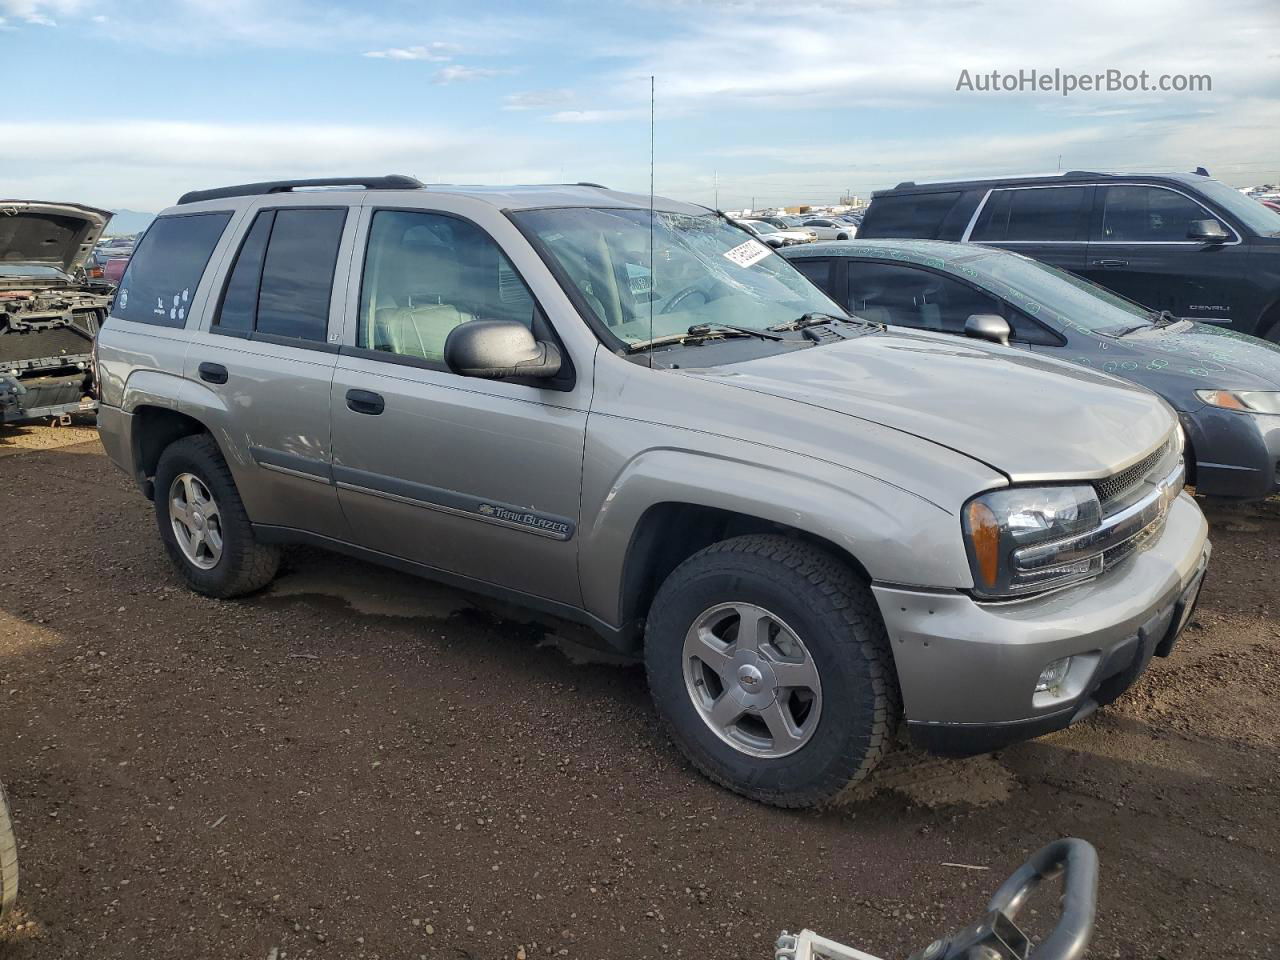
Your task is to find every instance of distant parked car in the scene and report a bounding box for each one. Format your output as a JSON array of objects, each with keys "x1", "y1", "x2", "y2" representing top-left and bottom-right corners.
[
  {"x1": 1261, "y1": 198, "x2": 1280, "y2": 214},
  {"x1": 760, "y1": 216, "x2": 814, "y2": 236},
  {"x1": 857, "y1": 169, "x2": 1280, "y2": 342},
  {"x1": 783, "y1": 238, "x2": 1280, "y2": 499},
  {"x1": 799, "y1": 217, "x2": 856, "y2": 240},
  {"x1": 737, "y1": 219, "x2": 811, "y2": 247}
]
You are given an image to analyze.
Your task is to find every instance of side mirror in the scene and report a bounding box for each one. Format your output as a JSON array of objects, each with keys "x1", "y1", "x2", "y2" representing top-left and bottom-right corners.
[
  {"x1": 1187, "y1": 219, "x2": 1229, "y2": 243},
  {"x1": 444, "y1": 320, "x2": 562, "y2": 380},
  {"x1": 965, "y1": 313, "x2": 1011, "y2": 346}
]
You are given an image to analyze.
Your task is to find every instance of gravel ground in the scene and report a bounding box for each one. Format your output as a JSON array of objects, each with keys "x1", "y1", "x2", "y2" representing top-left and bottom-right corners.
[{"x1": 0, "y1": 424, "x2": 1277, "y2": 960}]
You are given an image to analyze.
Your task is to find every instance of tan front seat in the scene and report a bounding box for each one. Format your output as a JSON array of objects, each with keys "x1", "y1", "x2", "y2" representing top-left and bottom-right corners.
[{"x1": 371, "y1": 304, "x2": 474, "y2": 362}]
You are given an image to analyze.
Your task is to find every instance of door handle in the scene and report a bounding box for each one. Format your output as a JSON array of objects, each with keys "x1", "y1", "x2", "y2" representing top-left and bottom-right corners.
[
  {"x1": 346, "y1": 389, "x2": 385, "y2": 416},
  {"x1": 1092, "y1": 259, "x2": 1128, "y2": 267},
  {"x1": 197, "y1": 362, "x2": 228, "y2": 385}
]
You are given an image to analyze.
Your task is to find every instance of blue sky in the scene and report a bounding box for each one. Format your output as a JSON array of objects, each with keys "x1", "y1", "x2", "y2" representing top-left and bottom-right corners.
[{"x1": 2, "y1": 0, "x2": 1278, "y2": 212}]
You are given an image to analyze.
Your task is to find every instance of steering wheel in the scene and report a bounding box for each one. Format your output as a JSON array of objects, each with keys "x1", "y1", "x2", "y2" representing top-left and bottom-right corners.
[{"x1": 661, "y1": 284, "x2": 709, "y2": 315}]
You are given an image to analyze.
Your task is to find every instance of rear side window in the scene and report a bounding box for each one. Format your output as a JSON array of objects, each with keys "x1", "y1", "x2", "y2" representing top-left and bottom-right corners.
[
  {"x1": 859, "y1": 192, "x2": 961, "y2": 238},
  {"x1": 213, "y1": 208, "x2": 347, "y2": 342},
  {"x1": 114, "y1": 212, "x2": 231, "y2": 326},
  {"x1": 971, "y1": 187, "x2": 1088, "y2": 242}
]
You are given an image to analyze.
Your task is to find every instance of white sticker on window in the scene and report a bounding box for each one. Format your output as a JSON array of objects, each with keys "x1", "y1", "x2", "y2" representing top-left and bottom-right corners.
[{"x1": 722, "y1": 239, "x2": 771, "y2": 268}]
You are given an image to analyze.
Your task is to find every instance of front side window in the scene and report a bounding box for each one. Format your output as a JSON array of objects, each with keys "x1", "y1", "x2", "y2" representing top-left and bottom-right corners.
[
  {"x1": 114, "y1": 212, "x2": 231, "y2": 326},
  {"x1": 512, "y1": 207, "x2": 839, "y2": 347},
  {"x1": 212, "y1": 207, "x2": 347, "y2": 342},
  {"x1": 971, "y1": 187, "x2": 1089, "y2": 242},
  {"x1": 791, "y1": 257, "x2": 833, "y2": 291},
  {"x1": 357, "y1": 210, "x2": 536, "y2": 363},
  {"x1": 846, "y1": 260, "x2": 1057, "y2": 344},
  {"x1": 1099, "y1": 186, "x2": 1216, "y2": 242}
]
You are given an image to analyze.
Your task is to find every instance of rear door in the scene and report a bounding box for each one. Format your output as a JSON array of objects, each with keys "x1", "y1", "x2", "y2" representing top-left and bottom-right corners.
[
  {"x1": 964, "y1": 185, "x2": 1092, "y2": 274},
  {"x1": 185, "y1": 202, "x2": 354, "y2": 541},
  {"x1": 1082, "y1": 183, "x2": 1246, "y2": 325},
  {"x1": 328, "y1": 204, "x2": 589, "y2": 605}
]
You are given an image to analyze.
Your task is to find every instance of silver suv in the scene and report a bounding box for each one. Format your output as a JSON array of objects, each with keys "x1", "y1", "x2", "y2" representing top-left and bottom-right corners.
[{"x1": 96, "y1": 176, "x2": 1211, "y2": 807}]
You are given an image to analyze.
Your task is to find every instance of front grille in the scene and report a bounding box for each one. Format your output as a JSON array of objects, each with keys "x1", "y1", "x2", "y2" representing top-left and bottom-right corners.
[
  {"x1": 0, "y1": 326, "x2": 93, "y2": 365},
  {"x1": 1094, "y1": 436, "x2": 1175, "y2": 510}
]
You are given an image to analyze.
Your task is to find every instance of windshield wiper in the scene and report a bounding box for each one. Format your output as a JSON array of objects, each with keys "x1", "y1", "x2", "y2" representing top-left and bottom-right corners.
[
  {"x1": 767, "y1": 311, "x2": 884, "y2": 333},
  {"x1": 1117, "y1": 310, "x2": 1182, "y2": 337},
  {"x1": 626, "y1": 322, "x2": 785, "y2": 353}
]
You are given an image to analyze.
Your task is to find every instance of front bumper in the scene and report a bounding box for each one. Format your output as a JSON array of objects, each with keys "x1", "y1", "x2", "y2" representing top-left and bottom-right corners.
[
  {"x1": 1183, "y1": 406, "x2": 1280, "y2": 499},
  {"x1": 873, "y1": 492, "x2": 1210, "y2": 756}
]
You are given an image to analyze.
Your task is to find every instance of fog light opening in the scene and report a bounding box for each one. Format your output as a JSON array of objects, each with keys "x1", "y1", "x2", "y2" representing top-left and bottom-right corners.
[{"x1": 1035, "y1": 657, "x2": 1073, "y2": 695}]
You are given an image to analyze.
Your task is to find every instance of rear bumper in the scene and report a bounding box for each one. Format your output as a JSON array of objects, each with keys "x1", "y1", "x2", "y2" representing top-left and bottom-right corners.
[
  {"x1": 96, "y1": 403, "x2": 135, "y2": 477},
  {"x1": 873, "y1": 493, "x2": 1210, "y2": 755}
]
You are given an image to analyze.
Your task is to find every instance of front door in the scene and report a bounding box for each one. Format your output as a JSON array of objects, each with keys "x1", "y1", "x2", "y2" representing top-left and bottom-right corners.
[
  {"x1": 329, "y1": 207, "x2": 589, "y2": 605},
  {"x1": 1082, "y1": 183, "x2": 1246, "y2": 326}
]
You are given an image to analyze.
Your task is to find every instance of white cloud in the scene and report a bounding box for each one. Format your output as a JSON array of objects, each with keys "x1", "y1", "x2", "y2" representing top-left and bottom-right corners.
[
  {"x1": 503, "y1": 88, "x2": 575, "y2": 111},
  {"x1": 432, "y1": 65, "x2": 510, "y2": 84},
  {"x1": 363, "y1": 42, "x2": 454, "y2": 61},
  {"x1": 0, "y1": 120, "x2": 559, "y2": 211},
  {"x1": 0, "y1": 0, "x2": 89, "y2": 25},
  {"x1": 546, "y1": 108, "x2": 645, "y2": 124}
]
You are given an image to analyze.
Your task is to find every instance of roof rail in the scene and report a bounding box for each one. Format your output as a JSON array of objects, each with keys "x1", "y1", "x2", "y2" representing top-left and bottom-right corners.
[
  {"x1": 177, "y1": 174, "x2": 424, "y2": 205},
  {"x1": 574, "y1": 181, "x2": 609, "y2": 189}
]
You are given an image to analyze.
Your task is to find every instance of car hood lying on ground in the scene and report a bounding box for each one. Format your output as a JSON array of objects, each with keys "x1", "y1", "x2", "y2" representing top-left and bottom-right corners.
[
  {"x1": 684, "y1": 329, "x2": 1174, "y2": 484},
  {"x1": 0, "y1": 200, "x2": 113, "y2": 277}
]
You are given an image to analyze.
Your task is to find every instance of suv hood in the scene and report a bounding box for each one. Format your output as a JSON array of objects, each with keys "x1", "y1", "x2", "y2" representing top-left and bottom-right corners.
[
  {"x1": 0, "y1": 201, "x2": 113, "y2": 276},
  {"x1": 686, "y1": 330, "x2": 1174, "y2": 482}
]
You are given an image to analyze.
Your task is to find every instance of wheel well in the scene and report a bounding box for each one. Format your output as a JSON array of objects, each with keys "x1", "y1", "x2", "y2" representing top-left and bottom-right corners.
[
  {"x1": 618, "y1": 503, "x2": 872, "y2": 641},
  {"x1": 132, "y1": 406, "x2": 210, "y2": 499}
]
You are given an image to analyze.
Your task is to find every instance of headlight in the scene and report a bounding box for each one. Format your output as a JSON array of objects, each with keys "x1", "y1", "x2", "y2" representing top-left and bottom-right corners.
[
  {"x1": 962, "y1": 485, "x2": 1103, "y2": 599},
  {"x1": 1195, "y1": 389, "x2": 1280, "y2": 415}
]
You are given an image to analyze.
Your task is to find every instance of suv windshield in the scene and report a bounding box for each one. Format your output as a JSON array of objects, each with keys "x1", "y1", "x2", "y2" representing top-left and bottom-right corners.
[
  {"x1": 514, "y1": 207, "x2": 840, "y2": 347},
  {"x1": 966, "y1": 251, "x2": 1156, "y2": 334},
  {"x1": 1193, "y1": 177, "x2": 1280, "y2": 237}
]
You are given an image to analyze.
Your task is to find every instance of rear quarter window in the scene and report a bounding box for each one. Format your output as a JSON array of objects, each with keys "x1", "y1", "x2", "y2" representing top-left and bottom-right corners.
[
  {"x1": 113, "y1": 212, "x2": 232, "y2": 327},
  {"x1": 859, "y1": 192, "x2": 961, "y2": 238}
]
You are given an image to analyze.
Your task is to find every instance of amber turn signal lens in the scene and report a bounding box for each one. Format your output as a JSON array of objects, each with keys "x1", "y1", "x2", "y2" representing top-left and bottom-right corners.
[
  {"x1": 966, "y1": 500, "x2": 1001, "y2": 589},
  {"x1": 1199, "y1": 390, "x2": 1247, "y2": 410}
]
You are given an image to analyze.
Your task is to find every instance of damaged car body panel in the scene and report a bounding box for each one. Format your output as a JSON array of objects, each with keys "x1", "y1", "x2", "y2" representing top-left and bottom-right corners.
[{"x1": 0, "y1": 201, "x2": 114, "y2": 423}]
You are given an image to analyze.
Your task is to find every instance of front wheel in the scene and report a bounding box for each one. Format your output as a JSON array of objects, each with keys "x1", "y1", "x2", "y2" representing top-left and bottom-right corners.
[
  {"x1": 644, "y1": 535, "x2": 900, "y2": 807},
  {"x1": 836, "y1": 233, "x2": 849, "y2": 240}
]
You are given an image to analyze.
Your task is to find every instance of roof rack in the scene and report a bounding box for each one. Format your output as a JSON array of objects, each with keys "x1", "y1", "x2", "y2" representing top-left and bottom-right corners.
[
  {"x1": 177, "y1": 175, "x2": 424, "y2": 205},
  {"x1": 891, "y1": 170, "x2": 1112, "y2": 190},
  {"x1": 574, "y1": 181, "x2": 609, "y2": 189}
]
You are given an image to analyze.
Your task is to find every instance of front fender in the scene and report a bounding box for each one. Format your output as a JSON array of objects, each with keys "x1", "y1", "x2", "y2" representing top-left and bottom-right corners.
[{"x1": 578, "y1": 418, "x2": 981, "y2": 627}]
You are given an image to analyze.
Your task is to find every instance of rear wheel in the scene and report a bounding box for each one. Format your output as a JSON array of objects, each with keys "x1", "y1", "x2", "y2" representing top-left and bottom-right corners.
[
  {"x1": 153, "y1": 434, "x2": 281, "y2": 598},
  {"x1": 0, "y1": 781, "x2": 17, "y2": 923},
  {"x1": 644, "y1": 535, "x2": 900, "y2": 807}
]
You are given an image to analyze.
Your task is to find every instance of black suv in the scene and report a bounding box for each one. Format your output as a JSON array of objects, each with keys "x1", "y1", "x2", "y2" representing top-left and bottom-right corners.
[{"x1": 858, "y1": 170, "x2": 1280, "y2": 341}]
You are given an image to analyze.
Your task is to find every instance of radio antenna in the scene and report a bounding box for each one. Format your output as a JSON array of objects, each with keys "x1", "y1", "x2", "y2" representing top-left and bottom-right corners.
[{"x1": 648, "y1": 74, "x2": 655, "y2": 369}]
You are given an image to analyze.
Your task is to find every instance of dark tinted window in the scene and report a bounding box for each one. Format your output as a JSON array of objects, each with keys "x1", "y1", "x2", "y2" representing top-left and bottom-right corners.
[
  {"x1": 859, "y1": 192, "x2": 961, "y2": 238},
  {"x1": 113, "y1": 212, "x2": 231, "y2": 326},
  {"x1": 971, "y1": 187, "x2": 1088, "y2": 242},
  {"x1": 358, "y1": 210, "x2": 535, "y2": 363},
  {"x1": 846, "y1": 260, "x2": 1055, "y2": 344},
  {"x1": 1100, "y1": 186, "x2": 1214, "y2": 242},
  {"x1": 790, "y1": 257, "x2": 833, "y2": 293},
  {"x1": 214, "y1": 211, "x2": 272, "y2": 333},
  {"x1": 255, "y1": 208, "x2": 346, "y2": 341}
]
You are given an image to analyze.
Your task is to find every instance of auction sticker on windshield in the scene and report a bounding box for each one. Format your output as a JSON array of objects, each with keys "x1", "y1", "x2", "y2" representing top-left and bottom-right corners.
[{"x1": 722, "y1": 239, "x2": 771, "y2": 268}]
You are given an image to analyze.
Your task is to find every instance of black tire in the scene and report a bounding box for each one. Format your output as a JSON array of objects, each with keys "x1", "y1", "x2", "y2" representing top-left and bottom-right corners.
[
  {"x1": 0, "y1": 781, "x2": 17, "y2": 923},
  {"x1": 836, "y1": 233, "x2": 849, "y2": 240},
  {"x1": 153, "y1": 433, "x2": 280, "y2": 598},
  {"x1": 644, "y1": 534, "x2": 900, "y2": 807}
]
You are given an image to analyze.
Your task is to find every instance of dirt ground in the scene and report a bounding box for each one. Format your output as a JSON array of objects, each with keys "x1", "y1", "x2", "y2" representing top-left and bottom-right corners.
[{"x1": 0, "y1": 422, "x2": 1276, "y2": 960}]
